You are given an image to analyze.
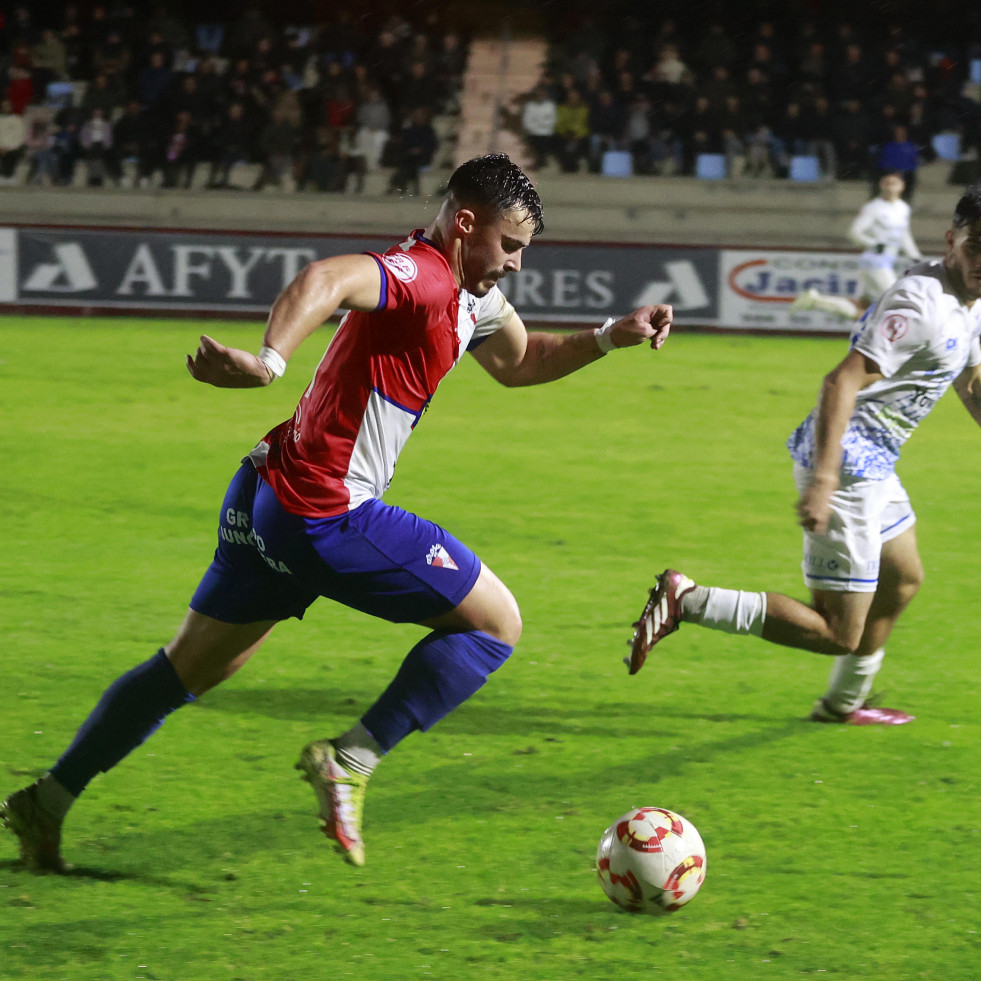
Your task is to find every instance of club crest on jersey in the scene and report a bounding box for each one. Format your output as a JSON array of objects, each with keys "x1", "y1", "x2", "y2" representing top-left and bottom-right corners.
[
  {"x1": 426, "y1": 543, "x2": 459, "y2": 570},
  {"x1": 880, "y1": 313, "x2": 909, "y2": 342},
  {"x1": 382, "y1": 253, "x2": 419, "y2": 283}
]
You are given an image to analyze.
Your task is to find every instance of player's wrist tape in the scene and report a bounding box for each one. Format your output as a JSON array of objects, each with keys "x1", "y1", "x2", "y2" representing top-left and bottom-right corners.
[
  {"x1": 257, "y1": 345, "x2": 287, "y2": 379},
  {"x1": 594, "y1": 317, "x2": 617, "y2": 354}
]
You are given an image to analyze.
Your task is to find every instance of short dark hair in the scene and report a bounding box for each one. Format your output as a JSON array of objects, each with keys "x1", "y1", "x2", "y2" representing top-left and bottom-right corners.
[
  {"x1": 952, "y1": 183, "x2": 981, "y2": 229},
  {"x1": 446, "y1": 153, "x2": 545, "y2": 236}
]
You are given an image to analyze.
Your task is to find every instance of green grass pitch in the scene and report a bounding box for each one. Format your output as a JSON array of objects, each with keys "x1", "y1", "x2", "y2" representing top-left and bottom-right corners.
[{"x1": 1, "y1": 315, "x2": 979, "y2": 980}]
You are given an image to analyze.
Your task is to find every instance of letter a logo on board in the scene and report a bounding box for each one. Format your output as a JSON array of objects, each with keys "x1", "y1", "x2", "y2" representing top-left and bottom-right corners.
[
  {"x1": 632, "y1": 261, "x2": 709, "y2": 310},
  {"x1": 23, "y1": 242, "x2": 98, "y2": 292}
]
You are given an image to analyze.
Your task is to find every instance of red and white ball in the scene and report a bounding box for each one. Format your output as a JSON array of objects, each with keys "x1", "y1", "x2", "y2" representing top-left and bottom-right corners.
[{"x1": 596, "y1": 806, "x2": 707, "y2": 915}]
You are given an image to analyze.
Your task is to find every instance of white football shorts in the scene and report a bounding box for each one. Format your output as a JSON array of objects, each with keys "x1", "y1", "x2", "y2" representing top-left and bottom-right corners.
[
  {"x1": 793, "y1": 464, "x2": 916, "y2": 593},
  {"x1": 858, "y1": 251, "x2": 900, "y2": 302}
]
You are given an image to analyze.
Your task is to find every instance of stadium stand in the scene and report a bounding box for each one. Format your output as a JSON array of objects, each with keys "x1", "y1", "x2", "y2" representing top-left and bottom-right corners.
[
  {"x1": 1, "y1": 2, "x2": 979, "y2": 255},
  {"x1": 4, "y1": 3, "x2": 979, "y2": 191},
  {"x1": 3, "y1": 3, "x2": 467, "y2": 195}
]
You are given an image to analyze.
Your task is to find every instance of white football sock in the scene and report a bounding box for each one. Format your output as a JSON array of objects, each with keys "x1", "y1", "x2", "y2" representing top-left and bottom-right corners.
[
  {"x1": 808, "y1": 291, "x2": 860, "y2": 320},
  {"x1": 332, "y1": 722, "x2": 383, "y2": 777},
  {"x1": 682, "y1": 586, "x2": 766, "y2": 637},
  {"x1": 822, "y1": 648, "x2": 885, "y2": 714}
]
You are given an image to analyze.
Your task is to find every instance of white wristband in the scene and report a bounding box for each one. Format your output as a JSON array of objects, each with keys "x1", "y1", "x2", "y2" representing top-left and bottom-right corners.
[
  {"x1": 257, "y1": 345, "x2": 287, "y2": 379},
  {"x1": 594, "y1": 317, "x2": 617, "y2": 354}
]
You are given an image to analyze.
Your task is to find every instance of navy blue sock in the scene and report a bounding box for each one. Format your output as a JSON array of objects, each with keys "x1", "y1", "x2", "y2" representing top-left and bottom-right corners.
[
  {"x1": 50, "y1": 650, "x2": 196, "y2": 796},
  {"x1": 361, "y1": 630, "x2": 513, "y2": 752}
]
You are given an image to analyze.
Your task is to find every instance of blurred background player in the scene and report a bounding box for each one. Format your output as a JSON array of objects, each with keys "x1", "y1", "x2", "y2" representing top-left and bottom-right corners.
[
  {"x1": 790, "y1": 172, "x2": 922, "y2": 320},
  {"x1": 1, "y1": 154, "x2": 673, "y2": 873},
  {"x1": 628, "y1": 184, "x2": 981, "y2": 725}
]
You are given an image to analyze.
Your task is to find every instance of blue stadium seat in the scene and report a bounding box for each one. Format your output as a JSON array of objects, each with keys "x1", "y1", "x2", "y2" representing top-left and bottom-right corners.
[
  {"x1": 789, "y1": 155, "x2": 821, "y2": 182},
  {"x1": 601, "y1": 151, "x2": 633, "y2": 177},
  {"x1": 695, "y1": 153, "x2": 726, "y2": 179},
  {"x1": 45, "y1": 81, "x2": 75, "y2": 108},
  {"x1": 195, "y1": 24, "x2": 225, "y2": 54},
  {"x1": 931, "y1": 133, "x2": 961, "y2": 161}
]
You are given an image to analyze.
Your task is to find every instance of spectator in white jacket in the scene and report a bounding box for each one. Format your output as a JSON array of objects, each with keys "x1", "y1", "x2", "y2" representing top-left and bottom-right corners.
[
  {"x1": 520, "y1": 85, "x2": 557, "y2": 170},
  {"x1": 0, "y1": 99, "x2": 27, "y2": 184},
  {"x1": 354, "y1": 83, "x2": 392, "y2": 172},
  {"x1": 79, "y1": 108, "x2": 117, "y2": 186}
]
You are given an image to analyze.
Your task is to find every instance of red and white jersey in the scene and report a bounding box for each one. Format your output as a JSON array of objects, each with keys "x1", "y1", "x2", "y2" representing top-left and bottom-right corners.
[{"x1": 250, "y1": 231, "x2": 515, "y2": 518}]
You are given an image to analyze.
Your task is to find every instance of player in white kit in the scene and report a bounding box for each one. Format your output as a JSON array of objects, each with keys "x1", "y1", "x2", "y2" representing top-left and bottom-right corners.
[
  {"x1": 791, "y1": 172, "x2": 922, "y2": 320},
  {"x1": 628, "y1": 184, "x2": 981, "y2": 723},
  {"x1": 0, "y1": 154, "x2": 674, "y2": 873}
]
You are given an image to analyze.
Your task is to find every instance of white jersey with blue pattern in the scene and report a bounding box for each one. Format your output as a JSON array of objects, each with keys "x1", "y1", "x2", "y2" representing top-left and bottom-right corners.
[{"x1": 788, "y1": 259, "x2": 981, "y2": 479}]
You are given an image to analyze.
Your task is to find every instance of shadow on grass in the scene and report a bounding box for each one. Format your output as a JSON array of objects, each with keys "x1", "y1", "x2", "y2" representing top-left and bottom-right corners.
[
  {"x1": 0, "y1": 856, "x2": 190, "y2": 887},
  {"x1": 32, "y1": 722, "x2": 812, "y2": 872},
  {"x1": 1, "y1": 843, "x2": 653, "y2": 945},
  {"x1": 200, "y1": 686, "x2": 797, "y2": 735},
  {"x1": 195, "y1": 688, "x2": 828, "y2": 799},
  {"x1": 197, "y1": 685, "x2": 370, "y2": 722}
]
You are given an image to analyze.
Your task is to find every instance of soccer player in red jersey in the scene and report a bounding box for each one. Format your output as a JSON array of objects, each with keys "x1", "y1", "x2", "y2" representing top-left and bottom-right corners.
[{"x1": 2, "y1": 154, "x2": 673, "y2": 870}]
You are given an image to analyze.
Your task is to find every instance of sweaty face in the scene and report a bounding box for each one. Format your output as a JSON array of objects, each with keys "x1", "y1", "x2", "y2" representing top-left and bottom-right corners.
[
  {"x1": 460, "y1": 208, "x2": 533, "y2": 296},
  {"x1": 944, "y1": 220, "x2": 981, "y2": 302}
]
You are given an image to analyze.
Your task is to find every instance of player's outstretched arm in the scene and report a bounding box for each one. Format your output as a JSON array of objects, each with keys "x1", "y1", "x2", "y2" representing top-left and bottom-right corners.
[
  {"x1": 186, "y1": 254, "x2": 382, "y2": 388},
  {"x1": 900, "y1": 227, "x2": 922, "y2": 261},
  {"x1": 471, "y1": 304, "x2": 672, "y2": 388},
  {"x1": 848, "y1": 206, "x2": 879, "y2": 250},
  {"x1": 953, "y1": 362, "x2": 981, "y2": 428},
  {"x1": 797, "y1": 348, "x2": 882, "y2": 534}
]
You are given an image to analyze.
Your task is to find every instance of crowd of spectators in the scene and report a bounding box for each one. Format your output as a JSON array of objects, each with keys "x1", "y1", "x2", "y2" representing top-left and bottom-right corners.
[
  {"x1": 4, "y1": 3, "x2": 981, "y2": 198},
  {"x1": 517, "y1": 9, "x2": 981, "y2": 196},
  {"x1": 0, "y1": 2, "x2": 466, "y2": 193}
]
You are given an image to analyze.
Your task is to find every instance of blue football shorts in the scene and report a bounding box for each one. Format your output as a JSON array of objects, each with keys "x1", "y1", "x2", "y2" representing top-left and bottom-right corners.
[{"x1": 190, "y1": 462, "x2": 482, "y2": 624}]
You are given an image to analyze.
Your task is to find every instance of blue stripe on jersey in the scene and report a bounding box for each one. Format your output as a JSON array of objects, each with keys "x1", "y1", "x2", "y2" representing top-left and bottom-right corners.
[
  {"x1": 373, "y1": 386, "x2": 431, "y2": 427},
  {"x1": 807, "y1": 574, "x2": 879, "y2": 585},
  {"x1": 368, "y1": 253, "x2": 390, "y2": 311}
]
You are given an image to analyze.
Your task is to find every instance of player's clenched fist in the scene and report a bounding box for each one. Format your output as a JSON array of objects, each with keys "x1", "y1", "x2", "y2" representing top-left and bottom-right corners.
[
  {"x1": 608, "y1": 305, "x2": 673, "y2": 350},
  {"x1": 186, "y1": 335, "x2": 274, "y2": 388}
]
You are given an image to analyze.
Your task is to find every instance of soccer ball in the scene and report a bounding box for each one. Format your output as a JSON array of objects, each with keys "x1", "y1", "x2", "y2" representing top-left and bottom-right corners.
[{"x1": 596, "y1": 806, "x2": 707, "y2": 915}]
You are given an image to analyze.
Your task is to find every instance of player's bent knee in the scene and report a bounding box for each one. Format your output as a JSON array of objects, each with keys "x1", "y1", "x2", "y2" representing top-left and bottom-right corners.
[
  {"x1": 461, "y1": 566, "x2": 523, "y2": 646},
  {"x1": 880, "y1": 565, "x2": 924, "y2": 613},
  {"x1": 473, "y1": 590, "x2": 521, "y2": 647},
  {"x1": 424, "y1": 582, "x2": 522, "y2": 645},
  {"x1": 898, "y1": 579, "x2": 923, "y2": 609},
  {"x1": 827, "y1": 636, "x2": 862, "y2": 657},
  {"x1": 495, "y1": 601, "x2": 523, "y2": 648},
  {"x1": 478, "y1": 597, "x2": 522, "y2": 647},
  {"x1": 492, "y1": 578, "x2": 523, "y2": 646},
  {"x1": 824, "y1": 621, "x2": 866, "y2": 656}
]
